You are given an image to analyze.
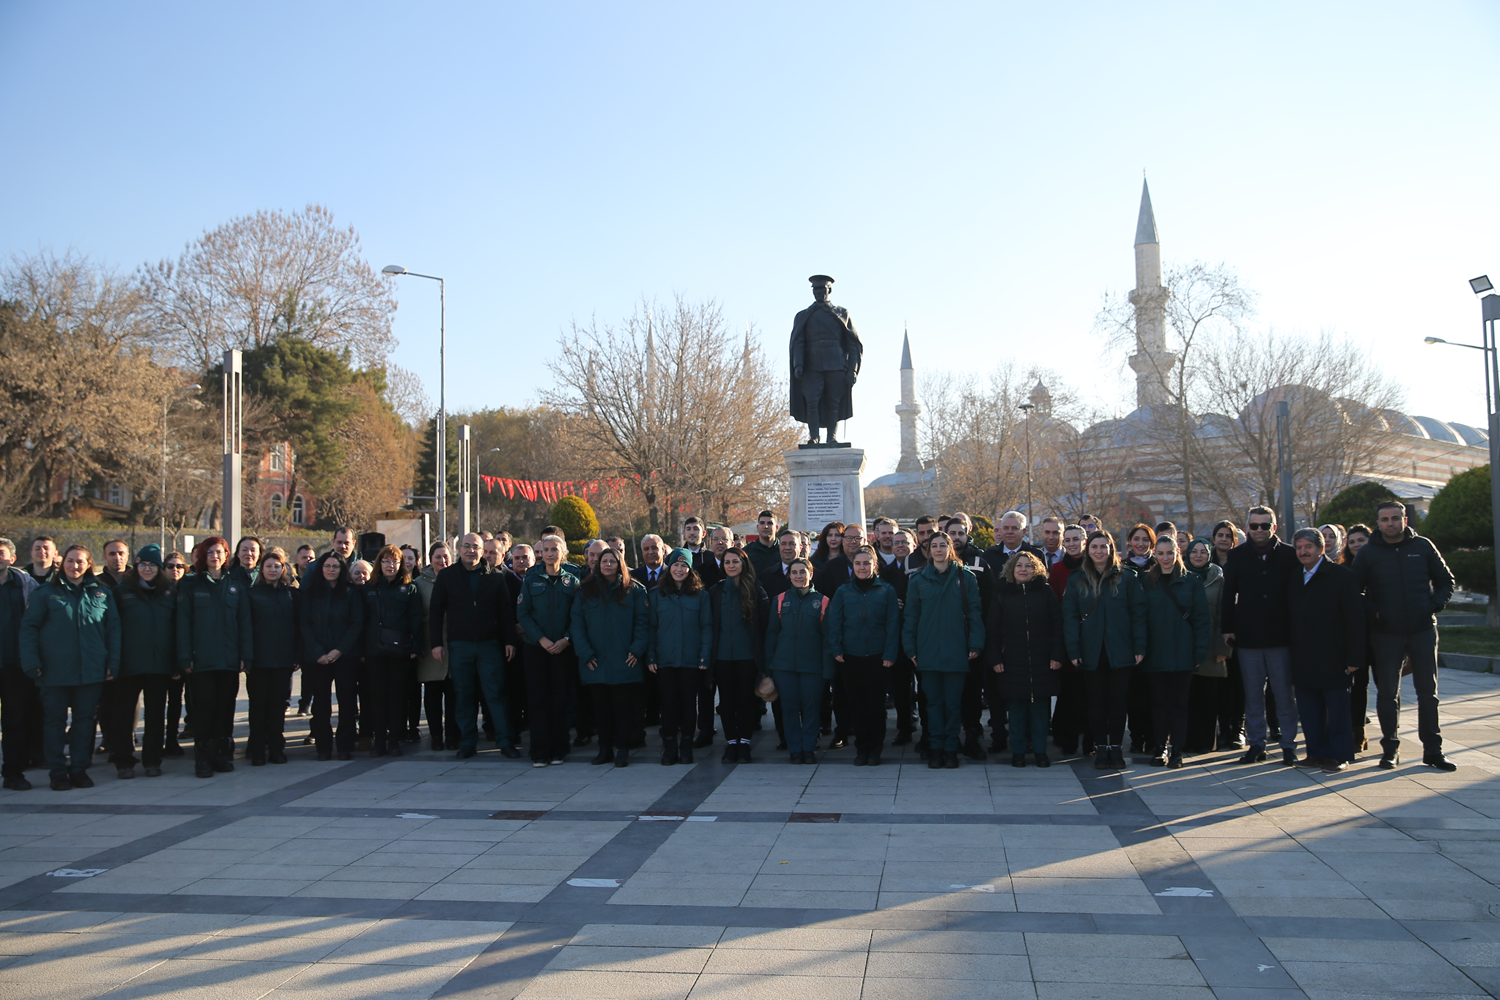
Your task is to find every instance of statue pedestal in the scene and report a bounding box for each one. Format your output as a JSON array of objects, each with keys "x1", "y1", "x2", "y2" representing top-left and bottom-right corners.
[{"x1": 785, "y1": 447, "x2": 866, "y2": 533}]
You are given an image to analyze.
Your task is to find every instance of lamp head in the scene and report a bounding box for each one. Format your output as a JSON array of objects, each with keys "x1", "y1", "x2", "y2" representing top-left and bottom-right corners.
[
  {"x1": 382, "y1": 265, "x2": 407, "y2": 276},
  {"x1": 185, "y1": 383, "x2": 202, "y2": 390},
  {"x1": 1423, "y1": 337, "x2": 1444, "y2": 345},
  {"x1": 1471, "y1": 275, "x2": 1494, "y2": 296}
]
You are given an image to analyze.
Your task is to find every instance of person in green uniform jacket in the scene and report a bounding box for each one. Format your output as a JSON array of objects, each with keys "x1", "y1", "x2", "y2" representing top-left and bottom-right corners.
[
  {"x1": 648, "y1": 548, "x2": 713, "y2": 766},
  {"x1": 176, "y1": 536, "x2": 254, "y2": 778},
  {"x1": 708, "y1": 546, "x2": 770, "y2": 764},
  {"x1": 1140, "y1": 536, "x2": 1212, "y2": 769},
  {"x1": 572, "y1": 548, "x2": 648, "y2": 768},
  {"x1": 827, "y1": 545, "x2": 900, "y2": 767},
  {"x1": 518, "y1": 534, "x2": 582, "y2": 766},
  {"x1": 19, "y1": 544, "x2": 119, "y2": 790},
  {"x1": 246, "y1": 547, "x2": 299, "y2": 767},
  {"x1": 1183, "y1": 538, "x2": 1232, "y2": 754},
  {"x1": 301, "y1": 552, "x2": 365, "y2": 762},
  {"x1": 902, "y1": 532, "x2": 985, "y2": 770},
  {"x1": 108, "y1": 544, "x2": 176, "y2": 779},
  {"x1": 1062, "y1": 531, "x2": 1148, "y2": 771},
  {"x1": 363, "y1": 544, "x2": 423, "y2": 758},
  {"x1": 765, "y1": 557, "x2": 832, "y2": 764}
]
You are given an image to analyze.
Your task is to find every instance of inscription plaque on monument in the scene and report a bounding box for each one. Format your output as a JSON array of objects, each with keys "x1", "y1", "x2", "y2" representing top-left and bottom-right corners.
[{"x1": 805, "y1": 481, "x2": 845, "y2": 524}]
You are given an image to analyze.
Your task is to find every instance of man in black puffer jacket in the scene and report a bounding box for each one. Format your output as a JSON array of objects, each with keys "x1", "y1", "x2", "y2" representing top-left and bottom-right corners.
[{"x1": 1352, "y1": 501, "x2": 1456, "y2": 771}]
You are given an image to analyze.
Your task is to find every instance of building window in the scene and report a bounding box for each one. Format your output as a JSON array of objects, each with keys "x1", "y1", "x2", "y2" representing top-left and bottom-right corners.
[
  {"x1": 107, "y1": 482, "x2": 123, "y2": 506},
  {"x1": 270, "y1": 443, "x2": 285, "y2": 472},
  {"x1": 291, "y1": 495, "x2": 306, "y2": 525},
  {"x1": 270, "y1": 492, "x2": 284, "y2": 516}
]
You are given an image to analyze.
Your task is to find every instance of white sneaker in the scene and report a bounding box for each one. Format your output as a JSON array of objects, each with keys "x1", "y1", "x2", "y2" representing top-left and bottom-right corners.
[
  {"x1": 532, "y1": 761, "x2": 547, "y2": 768},
  {"x1": 549, "y1": 758, "x2": 564, "y2": 765}
]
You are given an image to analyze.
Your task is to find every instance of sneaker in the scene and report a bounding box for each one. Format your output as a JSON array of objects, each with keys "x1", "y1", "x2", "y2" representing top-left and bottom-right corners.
[
  {"x1": 549, "y1": 758, "x2": 564, "y2": 765},
  {"x1": 1323, "y1": 760, "x2": 1350, "y2": 773},
  {"x1": 1379, "y1": 750, "x2": 1400, "y2": 770},
  {"x1": 828, "y1": 736, "x2": 847, "y2": 751},
  {"x1": 1166, "y1": 753, "x2": 1183, "y2": 769},
  {"x1": 532, "y1": 760, "x2": 548, "y2": 768}
]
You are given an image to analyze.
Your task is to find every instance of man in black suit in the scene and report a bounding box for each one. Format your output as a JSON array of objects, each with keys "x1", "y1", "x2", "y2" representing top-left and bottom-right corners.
[
  {"x1": 692, "y1": 527, "x2": 733, "y2": 744},
  {"x1": 982, "y1": 510, "x2": 1045, "y2": 575},
  {"x1": 762, "y1": 531, "x2": 800, "y2": 598},
  {"x1": 633, "y1": 534, "x2": 668, "y2": 732},
  {"x1": 501, "y1": 543, "x2": 533, "y2": 739}
]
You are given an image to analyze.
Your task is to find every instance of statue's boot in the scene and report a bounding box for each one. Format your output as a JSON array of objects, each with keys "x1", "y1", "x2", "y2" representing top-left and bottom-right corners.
[
  {"x1": 806, "y1": 424, "x2": 821, "y2": 444},
  {"x1": 825, "y1": 427, "x2": 840, "y2": 444}
]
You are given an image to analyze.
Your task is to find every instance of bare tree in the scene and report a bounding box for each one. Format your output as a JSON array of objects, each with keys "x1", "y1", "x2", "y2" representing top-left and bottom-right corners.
[
  {"x1": 546, "y1": 295, "x2": 801, "y2": 534},
  {"x1": 140, "y1": 204, "x2": 397, "y2": 374},
  {"x1": 383, "y1": 363, "x2": 432, "y2": 428},
  {"x1": 918, "y1": 365, "x2": 1029, "y2": 518}
]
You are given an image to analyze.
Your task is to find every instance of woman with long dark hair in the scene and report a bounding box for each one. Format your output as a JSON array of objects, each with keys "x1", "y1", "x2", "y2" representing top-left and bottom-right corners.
[
  {"x1": 648, "y1": 548, "x2": 713, "y2": 766},
  {"x1": 1342, "y1": 524, "x2": 1375, "y2": 752},
  {"x1": 108, "y1": 545, "x2": 176, "y2": 780},
  {"x1": 363, "y1": 545, "x2": 422, "y2": 757},
  {"x1": 300, "y1": 552, "x2": 364, "y2": 761},
  {"x1": 768, "y1": 557, "x2": 834, "y2": 764},
  {"x1": 573, "y1": 548, "x2": 648, "y2": 767},
  {"x1": 415, "y1": 541, "x2": 460, "y2": 752},
  {"x1": 810, "y1": 522, "x2": 846, "y2": 570},
  {"x1": 176, "y1": 537, "x2": 253, "y2": 778},
  {"x1": 1210, "y1": 521, "x2": 1239, "y2": 569},
  {"x1": 709, "y1": 545, "x2": 769, "y2": 763},
  {"x1": 1141, "y1": 536, "x2": 1211, "y2": 767},
  {"x1": 247, "y1": 546, "x2": 298, "y2": 766},
  {"x1": 1182, "y1": 537, "x2": 1232, "y2": 755},
  {"x1": 1062, "y1": 531, "x2": 1147, "y2": 770}
]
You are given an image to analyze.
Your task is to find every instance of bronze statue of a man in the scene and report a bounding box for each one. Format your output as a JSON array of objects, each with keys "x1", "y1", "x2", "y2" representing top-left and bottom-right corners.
[{"x1": 788, "y1": 274, "x2": 863, "y2": 444}]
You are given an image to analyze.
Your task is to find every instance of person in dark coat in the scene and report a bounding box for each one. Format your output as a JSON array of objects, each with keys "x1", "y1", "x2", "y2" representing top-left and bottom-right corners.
[
  {"x1": 177, "y1": 537, "x2": 253, "y2": 777},
  {"x1": 246, "y1": 547, "x2": 298, "y2": 766},
  {"x1": 300, "y1": 552, "x2": 364, "y2": 761},
  {"x1": 943, "y1": 514, "x2": 1002, "y2": 760},
  {"x1": 814, "y1": 523, "x2": 867, "y2": 751},
  {"x1": 1140, "y1": 537, "x2": 1212, "y2": 768},
  {"x1": 1342, "y1": 525, "x2": 1375, "y2": 752},
  {"x1": 0, "y1": 538, "x2": 40, "y2": 791},
  {"x1": 1062, "y1": 531, "x2": 1148, "y2": 770},
  {"x1": 21, "y1": 545, "x2": 119, "y2": 790},
  {"x1": 1290, "y1": 528, "x2": 1365, "y2": 773},
  {"x1": 363, "y1": 545, "x2": 423, "y2": 757},
  {"x1": 648, "y1": 548, "x2": 713, "y2": 765},
  {"x1": 1047, "y1": 525, "x2": 1089, "y2": 755},
  {"x1": 572, "y1": 548, "x2": 649, "y2": 767},
  {"x1": 709, "y1": 546, "x2": 769, "y2": 763},
  {"x1": 987, "y1": 551, "x2": 1065, "y2": 768},
  {"x1": 1182, "y1": 538, "x2": 1232, "y2": 754},
  {"x1": 1352, "y1": 502, "x2": 1456, "y2": 770},
  {"x1": 109, "y1": 545, "x2": 177, "y2": 778},
  {"x1": 744, "y1": 511, "x2": 783, "y2": 581},
  {"x1": 1220, "y1": 506, "x2": 1301, "y2": 765},
  {"x1": 827, "y1": 545, "x2": 900, "y2": 766},
  {"x1": 518, "y1": 534, "x2": 582, "y2": 766},
  {"x1": 902, "y1": 533, "x2": 985, "y2": 770},
  {"x1": 887, "y1": 528, "x2": 924, "y2": 747},
  {"x1": 765, "y1": 558, "x2": 832, "y2": 764},
  {"x1": 429, "y1": 533, "x2": 519, "y2": 760}
]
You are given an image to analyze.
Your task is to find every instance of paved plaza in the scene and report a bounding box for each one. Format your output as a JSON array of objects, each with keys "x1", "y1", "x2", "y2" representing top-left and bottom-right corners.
[{"x1": 3, "y1": 671, "x2": 1500, "y2": 1000}]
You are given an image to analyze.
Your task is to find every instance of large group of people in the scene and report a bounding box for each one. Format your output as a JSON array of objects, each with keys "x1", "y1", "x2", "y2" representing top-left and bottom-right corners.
[{"x1": 0, "y1": 497, "x2": 1459, "y2": 792}]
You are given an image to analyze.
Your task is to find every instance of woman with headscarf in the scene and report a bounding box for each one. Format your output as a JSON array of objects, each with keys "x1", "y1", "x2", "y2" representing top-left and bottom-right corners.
[
  {"x1": 1182, "y1": 537, "x2": 1232, "y2": 755},
  {"x1": 648, "y1": 548, "x2": 713, "y2": 766}
]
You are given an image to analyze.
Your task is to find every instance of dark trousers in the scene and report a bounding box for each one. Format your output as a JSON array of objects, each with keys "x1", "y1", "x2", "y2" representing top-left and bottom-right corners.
[
  {"x1": 1297, "y1": 682, "x2": 1355, "y2": 763},
  {"x1": 1051, "y1": 670, "x2": 1089, "y2": 751},
  {"x1": 1008, "y1": 697, "x2": 1051, "y2": 753},
  {"x1": 960, "y1": 661, "x2": 1004, "y2": 742},
  {"x1": 1349, "y1": 663, "x2": 1371, "y2": 748},
  {"x1": 695, "y1": 669, "x2": 716, "y2": 737},
  {"x1": 246, "y1": 667, "x2": 293, "y2": 756},
  {"x1": 1126, "y1": 662, "x2": 1153, "y2": 749},
  {"x1": 405, "y1": 675, "x2": 422, "y2": 736},
  {"x1": 1371, "y1": 627, "x2": 1441, "y2": 755},
  {"x1": 449, "y1": 640, "x2": 513, "y2": 749},
  {"x1": 838, "y1": 655, "x2": 887, "y2": 751},
  {"x1": 657, "y1": 667, "x2": 701, "y2": 741},
  {"x1": 1185, "y1": 674, "x2": 1227, "y2": 751},
  {"x1": 1085, "y1": 663, "x2": 1131, "y2": 746},
  {"x1": 109, "y1": 673, "x2": 169, "y2": 768},
  {"x1": 364, "y1": 654, "x2": 415, "y2": 749},
  {"x1": 188, "y1": 670, "x2": 239, "y2": 755},
  {"x1": 1222, "y1": 652, "x2": 1246, "y2": 745},
  {"x1": 304, "y1": 659, "x2": 359, "y2": 751},
  {"x1": 525, "y1": 644, "x2": 576, "y2": 761},
  {"x1": 1149, "y1": 672, "x2": 1193, "y2": 754},
  {"x1": 1, "y1": 663, "x2": 44, "y2": 777},
  {"x1": 820, "y1": 676, "x2": 852, "y2": 737},
  {"x1": 888, "y1": 654, "x2": 918, "y2": 735},
  {"x1": 423, "y1": 678, "x2": 460, "y2": 746},
  {"x1": 714, "y1": 659, "x2": 759, "y2": 742},
  {"x1": 504, "y1": 654, "x2": 527, "y2": 737},
  {"x1": 41, "y1": 682, "x2": 103, "y2": 779},
  {"x1": 643, "y1": 664, "x2": 661, "y2": 726},
  {"x1": 589, "y1": 682, "x2": 643, "y2": 750},
  {"x1": 774, "y1": 670, "x2": 824, "y2": 753},
  {"x1": 921, "y1": 670, "x2": 967, "y2": 752},
  {"x1": 93, "y1": 678, "x2": 115, "y2": 751},
  {"x1": 166, "y1": 676, "x2": 186, "y2": 741}
]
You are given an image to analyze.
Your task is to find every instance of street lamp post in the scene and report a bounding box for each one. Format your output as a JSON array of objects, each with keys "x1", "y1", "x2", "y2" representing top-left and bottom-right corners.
[
  {"x1": 383, "y1": 265, "x2": 447, "y2": 542},
  {"x1": 160, "y1": 382, "x2": 201, "y2": 551},
  {"x1": 1019, "y1": 402, "x2": 1035, "y2": 543},
  {"x1": 1422, "y1": 274, "x2": 1500, "y2": 610}
]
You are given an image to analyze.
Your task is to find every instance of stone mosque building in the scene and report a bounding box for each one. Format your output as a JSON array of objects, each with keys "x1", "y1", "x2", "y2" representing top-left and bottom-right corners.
[{"x1": 865, "y1": 181, "x2": 1490, "y2": 529}]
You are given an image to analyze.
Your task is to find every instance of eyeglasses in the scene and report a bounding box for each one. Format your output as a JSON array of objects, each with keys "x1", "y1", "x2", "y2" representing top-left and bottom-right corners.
[
  {"x1": 165, "y1": 564, "x2": 186, "y2": 572},
  {"x1": 1247, "y1": 523, "x2": 1273, "y2": 531}
]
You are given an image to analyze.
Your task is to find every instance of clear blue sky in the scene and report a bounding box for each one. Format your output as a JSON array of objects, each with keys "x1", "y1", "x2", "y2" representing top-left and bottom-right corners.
[{"x1": 4, "y1": 2, "x2": 1498, "y2": 483}]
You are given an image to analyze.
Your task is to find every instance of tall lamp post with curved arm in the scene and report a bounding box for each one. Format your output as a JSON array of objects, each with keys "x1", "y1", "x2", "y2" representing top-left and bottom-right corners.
[
  {"x1": 383, "y1": 265, "x2": 447, "y2": 543},
  {"x1": 1423, "y1": 274, "x2": 1500, "y2": 607}
]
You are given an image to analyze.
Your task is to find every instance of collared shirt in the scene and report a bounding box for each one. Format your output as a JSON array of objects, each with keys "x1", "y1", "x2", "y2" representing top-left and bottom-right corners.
[
  {"x1": 643, "y1": 566, "x2": 661, "y2": 584},
  {"x1": 1302, "y1": 558, "x2": 1322, "y2": 585}
]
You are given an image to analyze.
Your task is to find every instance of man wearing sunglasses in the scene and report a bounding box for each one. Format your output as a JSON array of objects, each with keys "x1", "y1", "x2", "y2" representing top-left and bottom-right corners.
[{"x1": 1221, "y1": 506, "x2": 1303, "y2": 766}]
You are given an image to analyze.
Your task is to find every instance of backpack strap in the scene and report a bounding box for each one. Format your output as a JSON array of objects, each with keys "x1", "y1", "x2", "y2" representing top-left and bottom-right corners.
[
  {"x1": 818, "y1": 596, "x2": 828, "y2": 622},
  {"x1": 776, "y1": 592, "x2": 786, "y2": 619}
]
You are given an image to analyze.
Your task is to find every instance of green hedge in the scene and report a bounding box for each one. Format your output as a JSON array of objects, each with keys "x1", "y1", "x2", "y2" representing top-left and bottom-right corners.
[{"x1": 1447, "y1": 549, "x2": 1497, "y2": 596}]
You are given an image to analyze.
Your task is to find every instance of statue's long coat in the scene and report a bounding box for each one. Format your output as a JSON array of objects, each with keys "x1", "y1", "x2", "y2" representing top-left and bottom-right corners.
[{"x1": 788, "y1": 302, "x2": 863, "y2": 426}]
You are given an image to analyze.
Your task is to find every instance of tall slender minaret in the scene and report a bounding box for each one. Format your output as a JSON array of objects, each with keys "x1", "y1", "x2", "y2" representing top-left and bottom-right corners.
[
  {"x1": 1126, "y1": 178, "x2": 1175, "y2": 408},
  {"x1": 895, "y1": 326, "x2": 922, "y2": 473}
]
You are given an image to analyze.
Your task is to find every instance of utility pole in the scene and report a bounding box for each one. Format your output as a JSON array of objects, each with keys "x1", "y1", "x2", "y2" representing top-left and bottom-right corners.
[{"x1": 1276, "y1": 400, "x2": 1294, "y2": 539}]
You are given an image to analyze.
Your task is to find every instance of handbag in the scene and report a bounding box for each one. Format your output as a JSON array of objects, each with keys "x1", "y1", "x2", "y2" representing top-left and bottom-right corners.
[{"x1": 377, "y1": 626, "x2": 412, "y2": 655}]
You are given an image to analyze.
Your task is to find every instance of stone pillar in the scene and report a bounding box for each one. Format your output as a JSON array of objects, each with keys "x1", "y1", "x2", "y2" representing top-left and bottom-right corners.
[{"x1": 785, "y1": 447, "x2": 866, "y2": 533}]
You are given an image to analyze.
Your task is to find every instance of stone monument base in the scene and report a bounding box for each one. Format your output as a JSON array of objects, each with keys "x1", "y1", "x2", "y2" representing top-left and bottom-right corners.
[{"x1": 785, "y1": 446, "x2": 866, "y2": 533}]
